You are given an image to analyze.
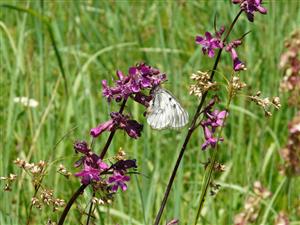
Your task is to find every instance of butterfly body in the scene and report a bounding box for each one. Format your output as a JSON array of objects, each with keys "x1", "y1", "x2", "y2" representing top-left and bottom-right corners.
[{"x1": 146, "y1": 86, "x2": 189, "y2": 130}]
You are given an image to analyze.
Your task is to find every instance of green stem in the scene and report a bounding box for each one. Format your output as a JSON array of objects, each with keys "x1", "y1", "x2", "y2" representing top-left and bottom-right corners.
[
  {"x1": 193, "y1": 10, "x2": 243, "y2": 224},
  {"x1": 194, "y1": 88, "x2": 233, "y2": 225},
  {"x1": 260, "y1": 177, "x2": 287, "y2": 225}
]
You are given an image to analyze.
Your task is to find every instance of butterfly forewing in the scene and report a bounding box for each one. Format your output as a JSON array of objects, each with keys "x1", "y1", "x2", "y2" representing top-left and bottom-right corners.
[{"x1": 146, "y1": 86, "x2": 189, "y2": 130}]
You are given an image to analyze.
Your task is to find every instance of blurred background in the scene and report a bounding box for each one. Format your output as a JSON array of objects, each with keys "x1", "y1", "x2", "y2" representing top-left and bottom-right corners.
[{"x1": 0, "y1": 0, "x2": 299, "y2": 224}]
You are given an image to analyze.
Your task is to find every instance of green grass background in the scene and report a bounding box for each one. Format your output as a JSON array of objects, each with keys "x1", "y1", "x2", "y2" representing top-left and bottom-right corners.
[{"x1": 1, "y1": 0, "x2": 300, "y2": 224}]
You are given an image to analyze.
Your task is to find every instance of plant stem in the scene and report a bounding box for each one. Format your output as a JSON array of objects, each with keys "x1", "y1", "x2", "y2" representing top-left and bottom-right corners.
[
  {"x1": 154, "y1": 10, "x2": 243, "y2": 225},
  {"x1": 86, "y1": 192, "x2": 95, "y2": 225},
  {"x1": 194, "y1": 82, "x2": 233, "y2": 225},
  {"x1": 26, "y1": 185, "x2": 40, "y2": 225},
  {"x1": 58, "y1": 184, "x2": 88, "y2": 225},
  {"x1": 58, "y1": 99, "x2": 127, "y2": 225},
  {"x1": 154, "y1": 43, "x2": 222, "y2": 225}
]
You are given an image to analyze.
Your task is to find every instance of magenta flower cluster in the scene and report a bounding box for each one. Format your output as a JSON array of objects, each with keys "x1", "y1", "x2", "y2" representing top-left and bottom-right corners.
[
  {"x1": 102, "y1": 62, "x2": 166, "y2": 102},
  {"x1": 74, "y1": 141, "x2": 136, "y2": 192},
  {"x1": 74, "y1": 141, "x2": 109, "y2": 185},
  {"x1": 90, "y1": 112, "x2": 143, "y2": 139},
  {"x1": 195, "y1": 27, "x2": 225, "y2": 58},
  {"x1": 201, "y1": 98, "x2": 228, "y2": 150},
  {"x1": 74, "y1": 62, "x2": 167, "y2": 189},
  {"x1": 232, "y1": 0, "x2": 267, "y2": 22},
  {"x1": 195, "y1": 0, "x2": 267, "y2": 71},
  {"x1": 195, "y1": 27, "x2": 246, "y2": 72}
]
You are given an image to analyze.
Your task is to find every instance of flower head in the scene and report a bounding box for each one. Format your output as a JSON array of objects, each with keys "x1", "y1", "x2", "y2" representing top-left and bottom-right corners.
[
  {"x1": 195, "y1": 27, "x2": 225, "y2": 58},
  {"x1": 233, "y1": 0, "x2": 267, "y2": 22},
  {"x1": 108, "y1": 172, "x2": 130, "y2": 192},
  {"x1": 200, "y1": 97, "x2": 228, "y2": 150},
  {"x1": 225, "y1": 40, "x2": 246, "y2": 71},
  {"x1": 111, "y1": 159, "x2": 137, "y2": 172},
  {"x1": 102, "y1": 63, "x2": 166, "y2": 102},
  {"x1": 75, "y1": 164, "x2": 102, "y2": 185},
  {"x1": 73, "y1": 141, "x2": 109, "y2": 184},
  {"x1": 189, "y1": 71, "x2": 217, "y2": 98},
  {"x1": 90, "y1": 112, "x2": 143, "y2": 139}
]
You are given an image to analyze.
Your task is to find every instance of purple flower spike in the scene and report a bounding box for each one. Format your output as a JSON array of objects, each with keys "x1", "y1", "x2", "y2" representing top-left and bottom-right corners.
[
  {"x1": 233, "y1": 0, "x2": 267, "y2": 22},
  {"x1": 90, "y1": 112, "x2": 143, "y2": 139},
  {"x1": 74, "y1": 142, "x2": 109, "y2": 185},
  {"x1": 101, "y1": 63, "x2": 166, "y2": 103},
  {"x1": 200, "y1": 97, "x2": 227, "y2": 151},
  {"x1": 108, "y1": 172, "x2": 130, "y2": 192}
]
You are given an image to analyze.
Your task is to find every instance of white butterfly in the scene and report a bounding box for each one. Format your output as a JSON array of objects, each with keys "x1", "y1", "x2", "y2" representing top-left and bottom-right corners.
[{"x1": 146, "y1": 86, "x2": 189, "y2": 130}]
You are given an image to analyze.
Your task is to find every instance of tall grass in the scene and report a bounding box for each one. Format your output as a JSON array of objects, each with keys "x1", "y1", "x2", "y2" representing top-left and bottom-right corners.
[{"x1": 1, "y1": 0, "x2": 299, "y2": 224}]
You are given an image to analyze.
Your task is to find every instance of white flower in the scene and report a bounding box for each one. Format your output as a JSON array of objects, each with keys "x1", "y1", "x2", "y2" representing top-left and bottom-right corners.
[{"x1": 14, "y1": 97, "x2": 39, "y2": 108}]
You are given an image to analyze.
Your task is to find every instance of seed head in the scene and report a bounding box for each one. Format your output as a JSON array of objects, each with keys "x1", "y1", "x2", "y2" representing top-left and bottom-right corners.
[
  {"x1": 249, "y1": 92, "x2": 281, "y2": 117},
  {"x1": 189, "y1": 71, "x2": 217, "y2": 98}
]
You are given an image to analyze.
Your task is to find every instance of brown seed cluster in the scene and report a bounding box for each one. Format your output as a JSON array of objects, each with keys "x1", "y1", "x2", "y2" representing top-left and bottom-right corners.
[
  {"x1": 231, "y1": 76, "x2": 247, "y2": 94},
  {"x1": 14, "y1": 158, "x2": 46, "y2": 174},
  {"x1": 274, "y1": 212, "x2": 289, "y2": 225},
  {"x1": 234, "y1": 181, "x2": 272, "y2": 225},
  {"x1": 31, "y1": 189, "x2": 65, "y2": 211},
  {"x1": 249, "y1": 91, "x2": 281, "y2": 117},
  {"x1": 0, "y1": 174, "x2": 17, "y2": 191},
  {"x1": 279, "y1": 29, "x2": 300, "y2": 108},
  {"x1": 114, "y1": 147, "x2": 127, "y2": 161},
  {"x1": 14, "y1": 158, "x2": 47, "y2": 187},
  {"x1": 57, "y1": 164, "x2": 72, "y2": 178},
  {"x1": 280, "y1": 112, "x2": 300, "y2": 176},
  {"x1": 189, "y1": 71, "x2": 217, "y2": 98}
]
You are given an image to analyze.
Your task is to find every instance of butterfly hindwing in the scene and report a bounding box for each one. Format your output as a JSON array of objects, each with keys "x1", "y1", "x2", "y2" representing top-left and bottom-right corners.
[{"x1": 146, "y1": 86, "x2": 188, "y2": 130}]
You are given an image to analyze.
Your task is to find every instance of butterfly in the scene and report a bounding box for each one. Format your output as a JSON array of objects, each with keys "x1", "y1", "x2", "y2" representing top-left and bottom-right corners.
[{"x1": 146, "y1": 86, "x2": 189, "y2": 130}]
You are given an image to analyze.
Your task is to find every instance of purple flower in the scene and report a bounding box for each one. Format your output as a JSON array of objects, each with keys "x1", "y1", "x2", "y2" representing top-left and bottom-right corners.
[
  {"x1": 73, "y1": 140, "x2": 109, "y2": 184},
  {"x1": 123, "y1": 119, "x2": 143, "y2": 139},
  {"x1": 108, "y1": 172, "x2": 130, "y2": 192},
  {"x1": 233, "y1": 0, "x2": 267, "y2": 22},
  {"x1": 131, "y1": 92, "x2": 152, "y2": 107},
  {"x1": 102, "y1": 63, "x2": 166, "y2": 102},
  {"x1": 74, "y1": 141, "x2": 90, "y2": 154},
  {"x1": 233, "y1": 56, "x2": 246, "y2": 71},
  {"x1": 200, "y1": 98, "x2": 228, "y2": 150},
  {"x1": 225, "y1": 40, "x2": 246, "y2": 71},
  {"x1": 74, "y1": 157, "x2": 109, "y2": 184},
  {"x1": 201, "y1": 126, "x2": 224, "y2": 150},
  {"x1": 75, "y1": 164, "x2": 101, "y2": 185},
  {"x1": 111, "y1": 159, "x2": 137, "y2": 171},
  {"x1": 204, "y1": 110, "x2": 228, "y2": 129},
  {"x1": 90, "y1": 119, "x2": 115, "y2": 137},
  {"x1": 90, "y1": 112, "x2": 143, "y2": 139},
  {"x1": 195, "y1": 30, "x2": 224, "y2": 58}
]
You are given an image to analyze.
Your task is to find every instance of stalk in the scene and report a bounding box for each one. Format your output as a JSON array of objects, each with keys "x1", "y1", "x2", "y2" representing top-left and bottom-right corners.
[
  {"x1": 154, "y1": 10, "x2": 242, "y2": 225},
  {"x1": 193, "y1": 77, "x2": 234, "y2": 225},
  {"x1": 58, "y1": 99, "x2": 127, "y2": 225}
]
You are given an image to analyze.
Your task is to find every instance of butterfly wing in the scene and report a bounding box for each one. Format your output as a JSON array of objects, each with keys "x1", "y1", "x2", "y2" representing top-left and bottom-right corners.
[{"x1": 146, "y1": 87, "x2": 189, "y2": 130}]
